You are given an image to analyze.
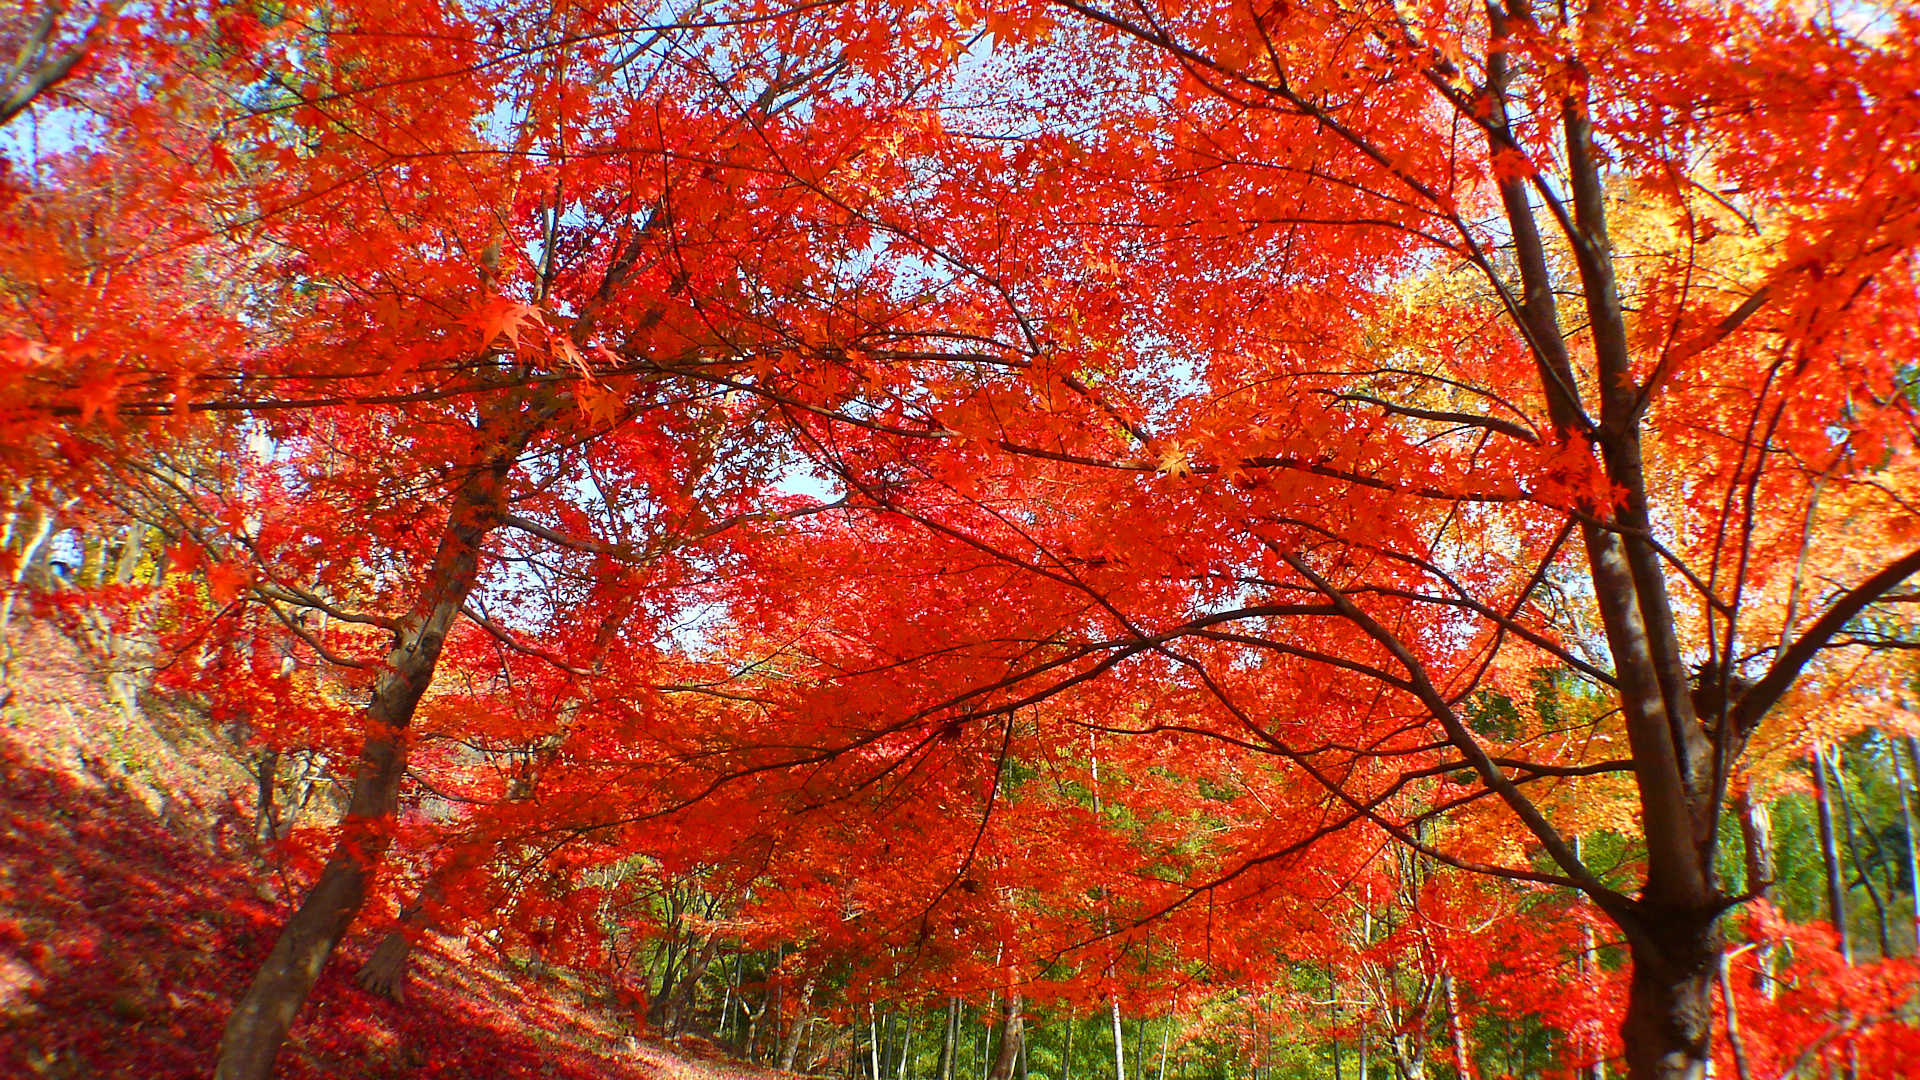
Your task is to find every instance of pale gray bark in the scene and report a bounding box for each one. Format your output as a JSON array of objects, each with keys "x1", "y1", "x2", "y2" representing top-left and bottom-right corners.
[{"x1": 1812, "y1": 745, "x2": 1852, "y2": 964}]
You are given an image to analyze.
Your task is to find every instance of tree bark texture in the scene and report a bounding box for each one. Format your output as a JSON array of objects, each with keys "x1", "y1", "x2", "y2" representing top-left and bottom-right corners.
[
  {"x1": 1736, "y1": 788, "x2": 1776, "y2": 997},
  {"x1": 1618, "y1": 908, "x2": 1717, "y2": 1080},
  {"x1": 213, "y1": 433, "x2": 523, "y2": 1080},
  {"x1": 988, "y1": 990, "x2": 1024, "y2": 1080}
]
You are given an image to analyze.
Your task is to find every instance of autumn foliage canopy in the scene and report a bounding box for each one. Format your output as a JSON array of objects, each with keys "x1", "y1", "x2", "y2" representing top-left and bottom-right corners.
[{"x1": 5, "y1": 0, "x2": 1920, "y2": 1078}]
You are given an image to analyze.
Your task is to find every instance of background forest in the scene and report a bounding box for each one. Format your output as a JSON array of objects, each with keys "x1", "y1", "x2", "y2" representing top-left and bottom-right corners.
[{"x1": 3, "y1": 1, "x2": 1920, "y2": 1079}]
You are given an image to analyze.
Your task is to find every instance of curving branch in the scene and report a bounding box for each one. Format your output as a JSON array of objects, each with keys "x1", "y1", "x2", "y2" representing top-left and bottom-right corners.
[{"x1": 1734, "y1": 545, "x2": 1920, "y2": 733}]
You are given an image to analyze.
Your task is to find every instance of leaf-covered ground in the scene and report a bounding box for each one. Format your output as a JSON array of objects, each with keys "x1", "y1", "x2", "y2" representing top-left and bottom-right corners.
[{"x1": 0, "y1": 627, "x2": 781, "y2": 1080}]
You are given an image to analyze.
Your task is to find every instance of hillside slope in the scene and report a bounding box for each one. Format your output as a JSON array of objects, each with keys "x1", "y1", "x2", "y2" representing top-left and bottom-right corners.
[{"x1": 0, "y1": 624, "x2": 773, "y2": 1080}]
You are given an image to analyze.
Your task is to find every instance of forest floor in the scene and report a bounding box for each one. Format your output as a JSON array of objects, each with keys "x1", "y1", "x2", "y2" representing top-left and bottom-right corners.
[{"x1": 0, "y1": 623, "x2": 780, "y2": 1080}]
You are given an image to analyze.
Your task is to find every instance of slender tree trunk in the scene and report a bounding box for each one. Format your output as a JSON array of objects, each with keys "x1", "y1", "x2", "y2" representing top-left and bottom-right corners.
[
  {"x1": 980, "y1": 1002, "x2": 994, "y2": 1080},
  {"x1": 1442, "y1": 974, "x2": 1472, "y2": 1080},
  {"x1": 1329, "y1": 972, "x2": 1344, "y2": 1080},
  {"x1": 1812, "y1": 744, "x2": 1853, "y2": 964},
  {"x1": 1061, "y1": 1011, "x2": 1075, "y2": 1080},
  {"x1": 770, "y1": 946, "x2": 785, "y2": 1065},
  {"x1": 721, "y1": 951, "x2": 742, "y2": 1038},
  {"x1": 214, "y1": 436, "x2": 522, "y2": 1080},
  {"x1": 276, "y1": 750, "x2": 328, "y2": 840},
  {"x1": 937, "y1": 998, "x2": 959, "y2": 1080},
  {"x1": 660, "y1": 931, "x2": 720, "y2": 1034},
  {"x1": 1830, "y1": 748, "x2": 1893, "y2": 958},
  {"x1": 112, "y1": 523, "x2": 144, "y2": 584},
  {"x1": 1888, "y1": 737, "x2": 1920, "y2": 953},
  {"x1": 254, "y1": 748, "x2": 280, "y2": 846},
  {"x1": 1388, "y1": 1031, "x2": 1425, "y2": 1080},
  {"x1": 1108, "y1": 1000, "x2": 1125, "y2": 1080},
  {"x1": 746, "y1": 998, "x2": 764, "y2": 1062},
  {"x1": 1357, "y1": 1016, "x2": 1368, "y2": 1080},
  {"x1": 1735, "y1": 789, "x2": 1776, "y2": 996},
  {"x1": 897, "y1": 1014, "x2": 915, "y2": 1080},
  {"x1": 1716, "y1": 953, "x2": 1751, "y2": 1080},
  {"x1": 0, "y1": 505, "x2": 55, "y2": 647}
]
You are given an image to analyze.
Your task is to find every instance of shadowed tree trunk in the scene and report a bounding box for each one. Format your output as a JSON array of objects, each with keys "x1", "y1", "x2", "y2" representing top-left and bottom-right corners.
[
  {"x1": 654, "y1": 931, "x2": 720, "y2": 1034},
  {"x1": 254, "y1": 748, "x2": 279, "y2": 846},
  {"x1": 213, "y1": 427, "x2": 531, "y2": 1080},
  {"x1": 354, "y1": 866, "x2": 459, "y2": 1004},
  {"x1": 355, "y1": 916, "x2": 419, "y2": 1002}
]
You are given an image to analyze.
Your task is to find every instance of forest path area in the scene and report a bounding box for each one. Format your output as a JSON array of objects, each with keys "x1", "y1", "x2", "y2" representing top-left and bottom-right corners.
[{"x1": 0, "y1": 625, "x2": 782, "y2": 1080}]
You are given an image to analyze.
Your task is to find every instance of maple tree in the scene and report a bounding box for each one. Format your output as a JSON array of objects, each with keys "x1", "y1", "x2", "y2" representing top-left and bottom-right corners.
[
  {"x1": 671, "y1": 1, "x2": 1920, "y2": 1077},
  {"x1": 2, "y1": 1, "x2": 972, "y2": 1077},
  {"x1": 6, "y1": 1, "x2": 1920, "y2": 1079}
]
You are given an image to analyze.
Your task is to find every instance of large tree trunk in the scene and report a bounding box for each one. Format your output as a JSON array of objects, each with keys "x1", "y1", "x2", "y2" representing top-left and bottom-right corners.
[
  {"x1": 987, "y1": 989, "x2": 1024, "y2": 1080},
  {"x1": 213, "y1": 439, "x2": 518, "y2": 1080},
  {"x1": 1618, "y1": 908, "x2": 1718, "y2": 1080},
  {"x1": 1473, "y1": 13, "x2": 1724, "y2": 1073}
]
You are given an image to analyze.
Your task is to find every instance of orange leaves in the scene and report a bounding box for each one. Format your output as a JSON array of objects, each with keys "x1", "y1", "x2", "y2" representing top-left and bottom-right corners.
[
  {"x1": 576, "y1": 383, "x2": 624, "y2": 428},
  {"x1": 206, "y1": 562, "x2": 252, "y2": 607},
  {"x1": 469, "y1": 298, "x2": 543, "y2": 353}
]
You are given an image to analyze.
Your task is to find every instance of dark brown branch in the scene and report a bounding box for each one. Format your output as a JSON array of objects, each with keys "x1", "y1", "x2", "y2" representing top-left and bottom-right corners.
[{"x1": 1735, "y1": 545, "x2": 1920, "y2": 731}]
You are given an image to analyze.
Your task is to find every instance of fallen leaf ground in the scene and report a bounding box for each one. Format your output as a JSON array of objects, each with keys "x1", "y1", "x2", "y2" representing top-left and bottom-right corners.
[{"x1": 0, "y1": 626, "x2": 786, "y2": 1080}]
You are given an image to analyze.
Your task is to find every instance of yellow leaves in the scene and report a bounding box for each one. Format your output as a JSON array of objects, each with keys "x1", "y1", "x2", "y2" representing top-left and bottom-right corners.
[{"x1": 1155, "y1": 443, "x2": 1193, "y2": 478}]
